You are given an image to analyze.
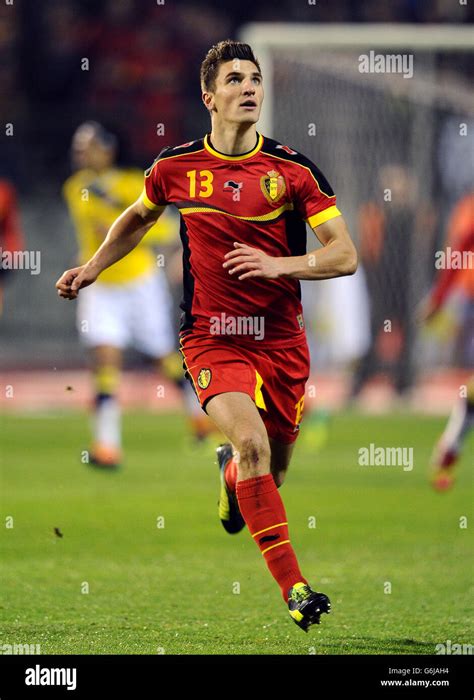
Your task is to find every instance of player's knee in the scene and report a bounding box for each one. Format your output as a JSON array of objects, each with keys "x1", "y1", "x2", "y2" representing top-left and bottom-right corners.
[{"x1": 236, "y1": 433, "x2": 270, "y2": 476}]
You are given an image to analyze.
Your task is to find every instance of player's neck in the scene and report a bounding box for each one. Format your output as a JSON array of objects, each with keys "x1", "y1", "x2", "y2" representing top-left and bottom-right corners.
[{"x1": 208, "y1": 123, "x2": 258, "y2": 156}]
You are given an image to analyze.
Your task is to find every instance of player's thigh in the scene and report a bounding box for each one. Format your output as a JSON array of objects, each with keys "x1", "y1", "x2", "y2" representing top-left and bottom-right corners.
[
  {"x1": 206, "y1": 392, "x2": 271, "y2": 467},
  {"x1": 255, "y1": 342, "x2": 309, "y2": 445},
  {"x1": 129, "y1": 271, "x2": 175, "y2": 358},
  {"x1": 76, "y1": 284, "x2": 130, "y2": 350}
]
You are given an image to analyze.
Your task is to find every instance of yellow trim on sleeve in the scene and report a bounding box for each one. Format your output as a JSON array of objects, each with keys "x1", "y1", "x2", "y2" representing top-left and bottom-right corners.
[
  {"x1": 307, "y1": 205, "x2": 341, "y2": 229},
  {"x1": 140, "y1": 188, "x2": 164, "y2": 211}
]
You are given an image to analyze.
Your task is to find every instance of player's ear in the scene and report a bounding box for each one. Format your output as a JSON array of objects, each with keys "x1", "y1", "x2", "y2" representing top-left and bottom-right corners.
[{"x1": 202, "y1": 90, "x2": 214, "y2": 113}]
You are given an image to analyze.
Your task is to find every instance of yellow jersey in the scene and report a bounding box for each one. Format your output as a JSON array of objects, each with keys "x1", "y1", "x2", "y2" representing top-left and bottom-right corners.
[{"x1": 63, "y1": 167, "x2": 175, "y2": 284}]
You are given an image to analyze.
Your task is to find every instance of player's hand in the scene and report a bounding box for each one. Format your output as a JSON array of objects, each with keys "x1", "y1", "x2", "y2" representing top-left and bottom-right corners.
[
  {"x1": 223, "y1": 242, "x2": 282, "y2": 281},
  {"x1": 55, "y1": 265, "x2": 97, "y2": 300}
]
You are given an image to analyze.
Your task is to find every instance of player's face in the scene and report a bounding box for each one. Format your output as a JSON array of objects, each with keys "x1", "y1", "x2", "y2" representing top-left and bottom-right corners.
[
  {"x1": 206, "y1": 60, "x2": 263, "y2": 125},
  {"x1": 71, "y1": 127, "x2": 112, "y2": 171}
]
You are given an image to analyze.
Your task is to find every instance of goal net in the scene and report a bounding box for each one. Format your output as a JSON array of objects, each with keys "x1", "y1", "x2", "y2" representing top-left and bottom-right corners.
[{"x1": 240, "y1": 24, "x2": 474, "y2": 377}]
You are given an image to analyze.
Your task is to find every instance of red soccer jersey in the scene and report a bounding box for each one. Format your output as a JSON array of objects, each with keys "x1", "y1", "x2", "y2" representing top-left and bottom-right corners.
[{"x1": 141, "y1": 132, "x2": 341, "y2": 348}]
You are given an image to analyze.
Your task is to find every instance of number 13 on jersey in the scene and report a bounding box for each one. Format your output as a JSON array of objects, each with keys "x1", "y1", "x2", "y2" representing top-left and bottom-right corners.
[{"x1": 186, "y1": 170, "x2": 213, "y2": 198}]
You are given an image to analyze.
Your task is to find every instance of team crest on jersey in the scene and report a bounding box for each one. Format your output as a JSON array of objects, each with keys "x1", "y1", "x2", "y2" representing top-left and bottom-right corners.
[
  {"x1": 260, "y1": 170, "x2": 286, "y2": 203},
  {"x1": 197, "y1": 368, "x2": 212, "y2": 389}
]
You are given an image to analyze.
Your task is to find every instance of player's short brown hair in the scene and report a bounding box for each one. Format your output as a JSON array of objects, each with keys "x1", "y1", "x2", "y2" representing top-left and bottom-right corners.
[{"x1": 200, "y1": 40, "x2": 261, "y2": 92}]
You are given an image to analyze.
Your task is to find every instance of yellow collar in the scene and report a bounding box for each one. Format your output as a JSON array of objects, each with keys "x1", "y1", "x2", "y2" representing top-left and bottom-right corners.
[{"x1": 204, "y1": 133, "x2": 263, "y2": 161}]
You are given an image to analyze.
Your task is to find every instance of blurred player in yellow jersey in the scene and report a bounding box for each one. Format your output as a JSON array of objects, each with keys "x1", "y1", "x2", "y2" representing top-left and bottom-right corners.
[{"x1": 63, "y1": 121, "x2": 210, "y2": 468}]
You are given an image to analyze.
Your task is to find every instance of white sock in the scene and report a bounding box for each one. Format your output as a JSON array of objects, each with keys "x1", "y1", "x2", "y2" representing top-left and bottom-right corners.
[
  {"x1": 93, "y1": 396, "x2": 121, "y2": 449},
  {"x1": 441, "y1": 398, "x2": 470, "y2": 453}
]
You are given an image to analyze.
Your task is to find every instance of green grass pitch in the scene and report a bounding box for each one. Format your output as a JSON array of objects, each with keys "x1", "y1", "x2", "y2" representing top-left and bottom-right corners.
[{"x1": 1, "y1": 410, "x2": 472, "y2": 655}]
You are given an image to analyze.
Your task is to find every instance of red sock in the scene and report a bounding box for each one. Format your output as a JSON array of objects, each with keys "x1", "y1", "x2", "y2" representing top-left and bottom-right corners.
[
  {"x1": 224, "y1": 457, "x2": 238, "y2": 492},
  {"x1": 236, "y1": 474, "x2": 308, "y2": 601}
]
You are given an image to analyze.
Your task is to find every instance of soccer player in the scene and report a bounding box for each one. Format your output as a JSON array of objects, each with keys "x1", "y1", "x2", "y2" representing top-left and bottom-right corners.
[
  {"x1": 56, "y1": 41, "x2": 358, "y2": 630},
  {"x1": 420, "y1": 191, "x2": 474, "y2": 490},
  {"x1": 349, "y1": 165, "x2": 427, "y2": 402},
  {"x1": 63, "y1": 121, "x2": 208, "y2": 468}
]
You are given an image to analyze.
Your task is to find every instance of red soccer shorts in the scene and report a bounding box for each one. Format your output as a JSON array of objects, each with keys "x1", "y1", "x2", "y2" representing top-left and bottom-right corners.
[{"x1": 179, "y1": 332, "x2": 310, "y2": 444}]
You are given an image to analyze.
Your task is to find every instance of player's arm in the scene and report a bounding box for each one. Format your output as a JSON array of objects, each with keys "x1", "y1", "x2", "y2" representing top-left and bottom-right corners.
[
  {"x1": 418, "y1": 227, "x2": 474, "y2": 322},
  {"x1": 224, "y1": 215, "x2": 357, "y2": 281},
  {"x1": 85, "y1": 197, "x2": 164, "y2": 274},
  {"x1": 56, "y1": 198, "x2": 164, "y2": 299},
  {"x1": 280, "y1": 214, "x2": 357, "y2": 280}
]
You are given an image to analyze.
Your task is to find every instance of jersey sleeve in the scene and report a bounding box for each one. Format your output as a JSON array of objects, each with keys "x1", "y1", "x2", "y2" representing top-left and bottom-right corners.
[
  {"x1": 294, "y1": 160, "x2": 341, "y2": 229},
  {"x1": 140, "y1": 152, "x2": 169, "y2": 210}
]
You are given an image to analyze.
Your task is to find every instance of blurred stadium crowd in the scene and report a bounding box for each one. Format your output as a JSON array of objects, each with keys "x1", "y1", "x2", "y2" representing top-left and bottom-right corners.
[
  {"x1": 1, "y1": 0, "x2": 473, "y2": 189},
  {"x1": 0, "y1": 2, "x2": 472, "y2": 407}
]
